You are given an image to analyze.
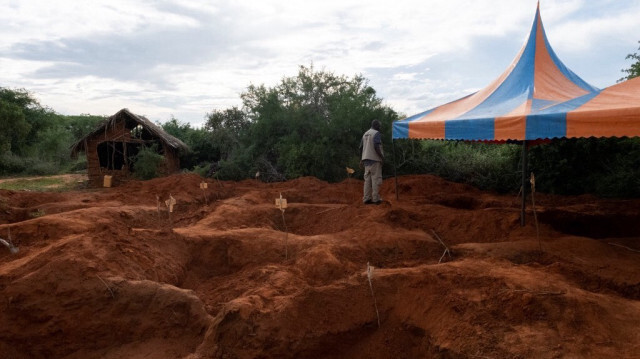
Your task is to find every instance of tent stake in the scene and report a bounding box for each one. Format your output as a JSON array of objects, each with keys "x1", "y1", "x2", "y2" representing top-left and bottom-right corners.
[
  {"x1": 520, "y1": 140, "x2": 528, "y2": 227},
  {"x1": 392, "y1": 139, "x2": 399, "y2": 200}
]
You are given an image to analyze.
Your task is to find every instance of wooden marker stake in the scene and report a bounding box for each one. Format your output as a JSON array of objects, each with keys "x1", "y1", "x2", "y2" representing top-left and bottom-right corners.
[
  {"x1": 366, "y1": 262, "x2": 381, "y2": 328},
  {"x1": 165, "y1": 194, "x2": 176, "y2": 228},
  {"x1": 530, "y1": 173, "x2": 541, "y2": 252},
  {"x1": 275, "y1": 193, "x2": 289, "y2": 259},
  {"x1": 200, "y1": 182, "x2": 209, "y2": 204},
  {"x1": 156, "y1": 195, "x2": 161, "y2": 217},
  {"x1": 346, "y1": 167, "x2": 355, "y2": 202}
]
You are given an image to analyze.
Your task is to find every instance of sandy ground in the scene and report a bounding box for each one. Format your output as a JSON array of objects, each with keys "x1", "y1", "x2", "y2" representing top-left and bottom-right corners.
[
  {"x1": 0, "y1": 174, "x2": 87, "y2": 184},
  {"x1": 1, "y1": 173, "x2": 639, "y2": 358}
]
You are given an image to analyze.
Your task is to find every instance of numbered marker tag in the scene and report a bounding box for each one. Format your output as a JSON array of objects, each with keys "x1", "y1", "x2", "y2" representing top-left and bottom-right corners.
[
  {"x1": 165, "y1": 195, "x2": 177, "y2": 213},
  {"x1": 200, "y1": 182, "x2": 208, "y2": 189},
  {"x1": 275, "y1": 198, "x2": 287, "y2": 210},
  {"x1": 346, "y1": 167, "x2": 355, "y2": 175},
  {"x1": 275, "y1": 193, "x2": 287, "y2": 210}
]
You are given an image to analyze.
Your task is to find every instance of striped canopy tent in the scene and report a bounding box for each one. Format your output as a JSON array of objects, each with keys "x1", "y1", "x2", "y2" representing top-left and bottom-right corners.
[
  {"x1": 391, "y1": 3, "x2": 640, "y2": 224},
  {"x1": 392, "y1": 3, "x2": 640, "y2": 142}
]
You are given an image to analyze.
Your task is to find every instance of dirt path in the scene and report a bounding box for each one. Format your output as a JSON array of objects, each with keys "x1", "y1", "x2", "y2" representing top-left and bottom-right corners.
[{"x1": 0, "y1": 173, "x2": 87, "y2": 187}]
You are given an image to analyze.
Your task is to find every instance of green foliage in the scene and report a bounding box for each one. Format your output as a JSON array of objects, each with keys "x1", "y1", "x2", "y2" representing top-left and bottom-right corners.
[
  {"x1": 191, "y1": 163, "x2": 211, "y2": 177},
  {"x1": 394, "y1": 140, "x2": 521, "y2": 192},
  {"x1": 216, "y1": 159, "x2": 249, "y2": 181},
  {"x1": 0, "y1": 152, "x2": 28, "y2": 174},
  {"x1": 0, "y1": 87, "x2": 105, "y2": 176},
  {"x1": 65, "y1": 156, "x2": 88, "y2": 173},
  {"x1": 133, "y1": 144, "x2": 165, "y2": 180},
  {"x1": 205, "y1": 107, "x2": 250, "y2": 161},
  {"x1": 3, "y1": 66, "x2": 640, "y2": 199},
  {"x1": 64, "y1": 114, "x2": 106, "y2": 140},
  {"x1": 529, "y1": 138, "x2": 640, "y2": 197},
  {"x1": 215, "y1": 147, "x2": 256, "y2": 181},
  {"x1": 162, "y1": 117, "x2": 220, "y2": 169},
  {"x1": 236, "y1": 64, "x2": 397, "y2": 182},
  {"x1": 0, "y1": 89, "x2": 31, "y2": 154},
  {"x1": 619, "y1": 41, "x2": 640, "y2": 82},
  {"x1": 0, "y1": 152, "x2": 61, "y2": 176}
]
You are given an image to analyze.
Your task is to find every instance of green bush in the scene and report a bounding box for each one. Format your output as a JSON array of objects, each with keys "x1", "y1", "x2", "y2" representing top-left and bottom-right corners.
[
  {"x1": 393, "y1": 140, "x2": 521, "y2": 193},
  {"x1": 191, "y1": 163, "x2": 211, "y2": 177},
  {"x1": 28, "y1": 160, "x2": 59, "y2": 176},
  {"x1": 0, "y1": 152, "x2": 27, "y2": 175},
  {"x1": 216, "y1": 159, "x2": 253, "y2": 181},
  {"x1": 0, "y1": 153, "x2": 60, "y2": 176},
  {"x1": 133, "y1": 144, "x2": 165, "y2": 180},
  {"x1": 528, "y1": 137, "x2": 640, "y2": 197},
  {"x1": 65, "y1": 156, "x2": 88, "y2": 173}
]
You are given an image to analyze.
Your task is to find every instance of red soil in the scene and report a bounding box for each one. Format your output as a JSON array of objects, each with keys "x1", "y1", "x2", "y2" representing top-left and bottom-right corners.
[{"x1": 1, "y1": 173, "x2": 639, "y2": 358}]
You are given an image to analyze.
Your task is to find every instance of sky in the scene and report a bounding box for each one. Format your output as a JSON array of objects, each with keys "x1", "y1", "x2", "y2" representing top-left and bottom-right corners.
[{"x1": 1, "y1": 0, "x2": 639, "y2": 127}]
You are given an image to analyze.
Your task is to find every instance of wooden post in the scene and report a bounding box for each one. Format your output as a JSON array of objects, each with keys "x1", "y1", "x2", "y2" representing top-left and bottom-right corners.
[
  {"x1": 275, "y1": 193, "x2": 288, "y2": 260},
  {"x1": 392, "y1": 139, "x2": 399, "y2": 200},
  {"x1": 520, "y1": 140, "x2": 528, "y2": 227},
  {"x1": 111, "y1": 141, "x2": 115, "y2": 171}
]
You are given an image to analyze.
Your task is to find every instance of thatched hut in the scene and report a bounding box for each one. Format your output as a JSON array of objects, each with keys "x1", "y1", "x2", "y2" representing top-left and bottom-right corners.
[{"x1": 70, "y1": 108, "x2": 189, "y2": 187}]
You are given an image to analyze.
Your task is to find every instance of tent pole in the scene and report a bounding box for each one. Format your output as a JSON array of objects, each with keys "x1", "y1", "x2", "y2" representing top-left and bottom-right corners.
[
  {"x1": 520, "y1": 140, "x2": 528, "y2": 226},
  {"x1": 392, "y1": 139, "x2": 399, "y2": 200}
]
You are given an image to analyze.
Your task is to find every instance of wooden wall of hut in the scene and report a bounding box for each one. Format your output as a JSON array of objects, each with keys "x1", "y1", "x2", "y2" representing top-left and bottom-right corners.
[{"x1": 84, "y1": 119, "x2": 181, "y2": 187}]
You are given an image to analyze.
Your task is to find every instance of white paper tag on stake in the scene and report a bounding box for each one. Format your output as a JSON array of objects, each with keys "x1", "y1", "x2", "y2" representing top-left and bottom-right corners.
[
  {"x1": 200, "y1": 182, "x2": 208, "y2": 189},
  {"x1": 165, "y1": 195, "x2": 177, "y2": 213},
  {"x1": 275, "y1": 198, "x2": 287, "y2": 209},
  {"x1": 346, "y1": 167, "x2": 355, "y2": 175},
  {"x1": 367, "y1": 262, "x2": 374, "y2": 281}
]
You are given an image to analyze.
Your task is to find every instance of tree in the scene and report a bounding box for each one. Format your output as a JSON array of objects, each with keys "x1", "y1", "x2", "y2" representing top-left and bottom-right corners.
[
  {"x1": 133, "y1": 144, "x2": 165, "y2": 180},
  {"x1": 0, "y1": 97, "x2": 30, "y2": 154},
  {"x1": 236, "y1": 64, "x2": 398, "y2": 182},
  {"x1": 619, "y1": 41, "x2": 640, "y2": 82},
  {"x1": 1, "y1": 88, "x2": 107, "y2": 175},
  {"x1": 161, "y1": 117, "x2": 219, "y2": 169},
  {"x1": 65, "y1": 114, "x2": 106, "y2": 140},
  {"x1": 0, "y1": 88, "x2": 33, "y2": 154},
  {"x1": 204, "y1": 107, "x2": 250, "y2": 161}
]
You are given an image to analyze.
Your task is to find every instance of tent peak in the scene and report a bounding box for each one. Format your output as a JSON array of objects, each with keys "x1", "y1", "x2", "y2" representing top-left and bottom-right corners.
[{"x1": 392, "y1": 2, "x2": 614, "y2": 142}]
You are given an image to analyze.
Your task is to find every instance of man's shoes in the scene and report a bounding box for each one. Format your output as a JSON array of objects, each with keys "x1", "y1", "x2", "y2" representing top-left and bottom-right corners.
[
  {"x1": 363, "y1": 199, "x2": 372, "y2": 204},
  {"x1": 372, "y1": 200, "x2": 382, "y2": 205}
]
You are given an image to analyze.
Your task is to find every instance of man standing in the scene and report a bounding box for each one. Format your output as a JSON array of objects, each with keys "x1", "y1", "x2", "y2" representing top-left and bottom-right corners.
[{"x1": 360, "y1": 120, "x2": 384, "y2": 204}]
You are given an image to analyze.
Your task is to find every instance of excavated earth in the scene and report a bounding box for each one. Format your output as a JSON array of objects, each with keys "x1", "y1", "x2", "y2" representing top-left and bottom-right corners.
[{"x1": 1, "y1": 173, "x2": 639, "y2": 358}]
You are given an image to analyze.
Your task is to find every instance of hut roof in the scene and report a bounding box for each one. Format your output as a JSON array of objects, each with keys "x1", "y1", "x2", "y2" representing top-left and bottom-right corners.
[{"x1": 70, "y1": 108, "x2": 189, "y2": 157}]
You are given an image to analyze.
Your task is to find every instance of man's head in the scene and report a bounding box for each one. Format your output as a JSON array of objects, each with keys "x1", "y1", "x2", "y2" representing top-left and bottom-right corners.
[{"x1": 371, "y1": 120, "x2": 381, "y2": 131}]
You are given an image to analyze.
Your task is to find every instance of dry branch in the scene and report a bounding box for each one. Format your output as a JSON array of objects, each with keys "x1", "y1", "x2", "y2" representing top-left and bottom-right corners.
[
  {"x1": 500, "y1": 288, "x2": 565, "y2": 296},
  {"x1": 431, "y1": 229, "x2": 452, "y2": 263},
  {"x1": 315, "y1": 205, "x2": 347, "y2": 215},
  {"x1": 97, "y1": 275, "x2": 115, "y2": 299},
  {"x1": 608, "y1": 242, "x2": 640, "y2": 253},
  {"x1": 366, "y1": 262, "x2": 381, "y2": 328},
  {"x1": 281, "y1": 210, "x2": 288, "y2": 260},
  {"x1": 0, "y1": 237, "x2": 19, "y2": 254}
]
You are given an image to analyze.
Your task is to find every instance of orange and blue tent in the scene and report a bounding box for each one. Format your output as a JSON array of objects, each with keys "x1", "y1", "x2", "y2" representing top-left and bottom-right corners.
[{"x1": 392, "y1": 4, "x2": 640, "y2": 142}]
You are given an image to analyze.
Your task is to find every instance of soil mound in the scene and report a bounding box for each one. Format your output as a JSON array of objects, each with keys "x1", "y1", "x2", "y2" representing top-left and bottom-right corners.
[{"x1": 1, "y1": 174, "x2": 640, "y2": 358}]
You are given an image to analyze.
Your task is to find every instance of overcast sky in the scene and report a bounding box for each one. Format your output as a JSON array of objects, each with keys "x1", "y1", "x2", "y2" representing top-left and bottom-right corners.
[{"x1": 1, "y1": 0, "x2": 639, "y2": 127}]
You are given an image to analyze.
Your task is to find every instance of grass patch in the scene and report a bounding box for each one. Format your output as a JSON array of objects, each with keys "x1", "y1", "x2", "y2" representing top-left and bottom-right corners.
[{"x1": 0, "y1": 177, "x2": 77, "y2": 192}]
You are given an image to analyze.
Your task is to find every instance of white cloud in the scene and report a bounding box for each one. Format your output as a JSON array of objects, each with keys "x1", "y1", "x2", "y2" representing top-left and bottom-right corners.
[
  {"x1": 1, "y1": 0, "x2": 637, "y2": 124},
  {"x1": 0, "y1": 1, "x2": 199, "y2": 50}
]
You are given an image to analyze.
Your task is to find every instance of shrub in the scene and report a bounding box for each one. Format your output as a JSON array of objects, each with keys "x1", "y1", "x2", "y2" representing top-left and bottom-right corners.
[
  {"x1": 27, "y1": 160, "x2": 59, "y2": 176},
  {"x1": 133, "y1": 144, "x2": 165, "y2": 180},
  {"x1": 191, "y1": 163, "x2": 211, "y2": 178}
]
